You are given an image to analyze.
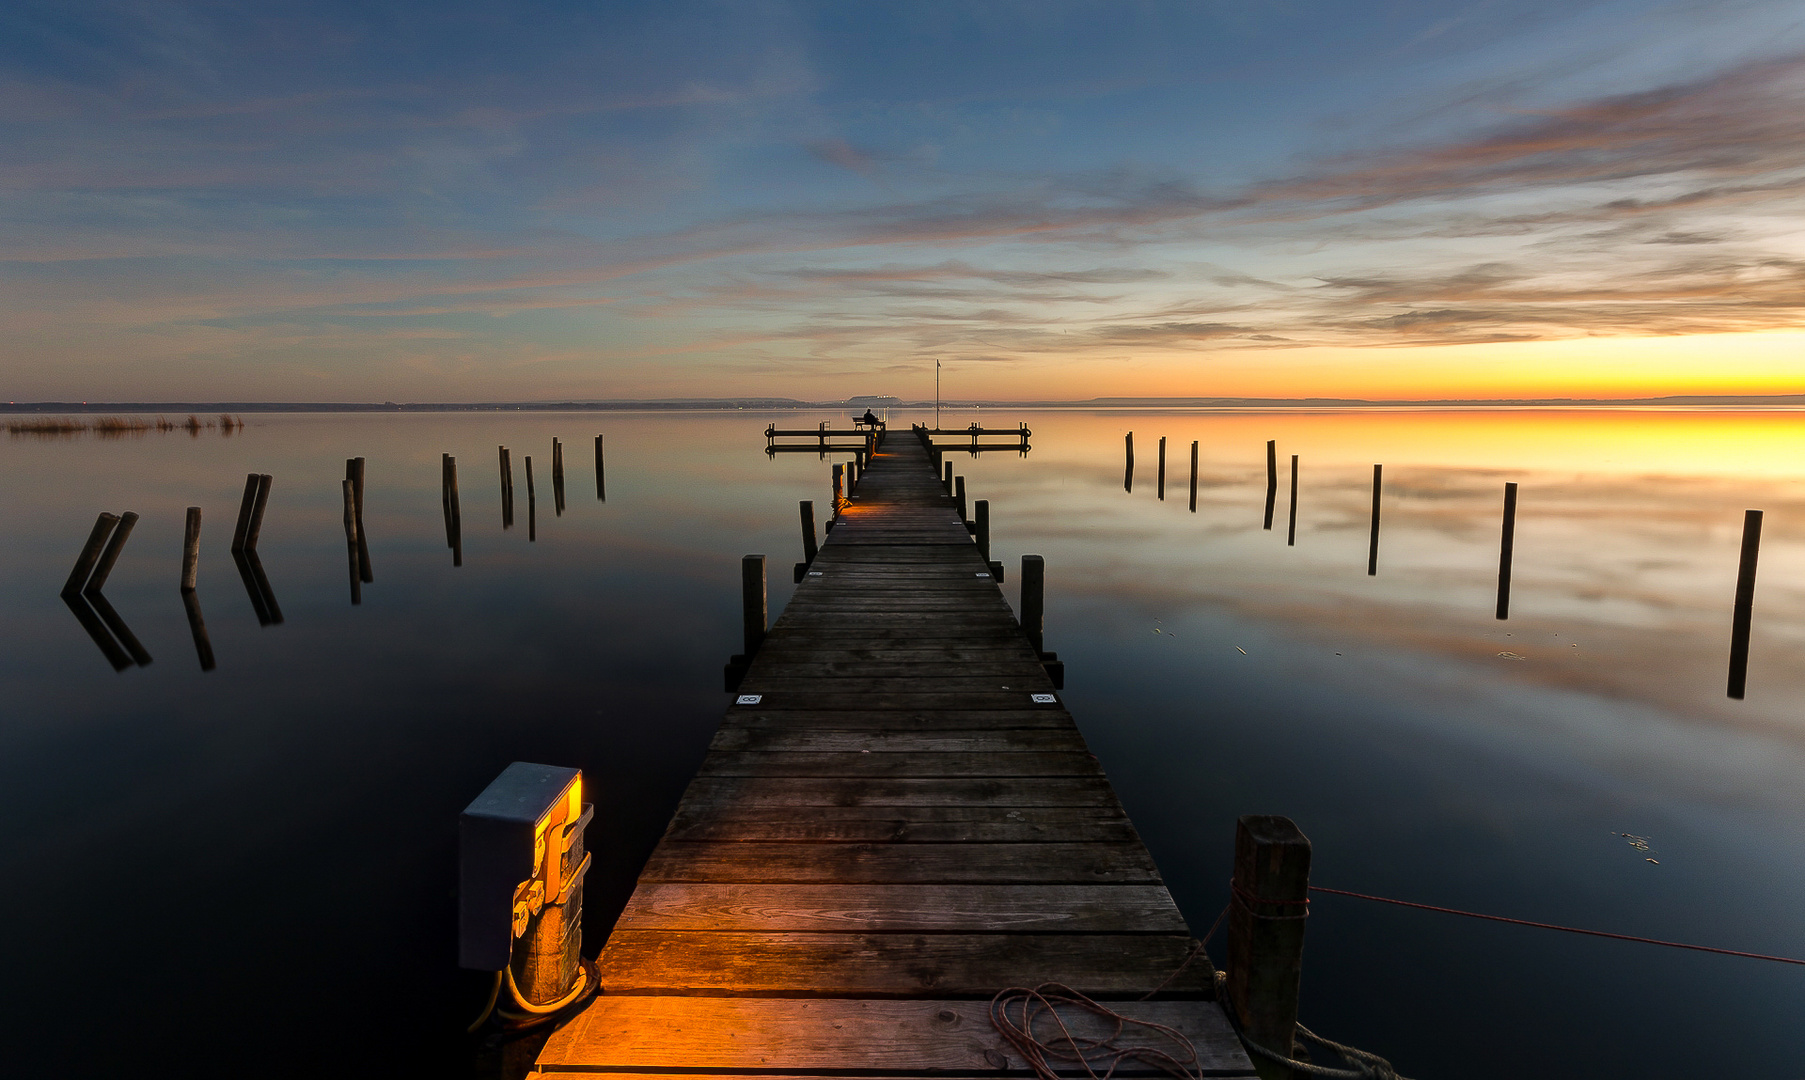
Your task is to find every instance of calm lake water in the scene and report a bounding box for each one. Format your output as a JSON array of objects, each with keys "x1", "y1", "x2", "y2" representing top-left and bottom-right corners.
[{"x1": 3, "y1": 408, "x2": 1803, "y2": 1078}]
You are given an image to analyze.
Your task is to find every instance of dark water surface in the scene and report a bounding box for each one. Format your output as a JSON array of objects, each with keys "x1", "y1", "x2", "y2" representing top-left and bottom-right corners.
[{"x1": 3, "y1": 409, "x2": 1802, "y2": 1078}]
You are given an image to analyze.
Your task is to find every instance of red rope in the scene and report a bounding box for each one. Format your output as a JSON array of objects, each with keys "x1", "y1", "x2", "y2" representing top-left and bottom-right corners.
[{"x1": 1310, "y1": 886, "x2": 1805, "y2": 967}]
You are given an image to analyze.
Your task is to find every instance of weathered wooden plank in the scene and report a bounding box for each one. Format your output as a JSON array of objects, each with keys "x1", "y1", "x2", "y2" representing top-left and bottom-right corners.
[
  {"x1": 592, "y1": 932, "x2": 1213, "y2": 996},
  {"x1": 537, "y1": 998, "x2": 1252, "y2": 1073},
  {"x1": 709, "y1": 726, "x2": 1090, "y2": 753},
  {"x1": 637, "y1": 842, "x2": 1157, "y2": 884},
  {"x1": 673, "y1": 776, "x2": 1114, "y2": 810},
  {"x1": 663, "y1": 804, "x2": 1136, "y2": 843},
  {"x1": 695, "y1": 751, "x2": 1102, "y2": 778},
  {"x1": 614, "y1": 883, "x2": 1187, "y2": 932},
  {"x1": 723, "y1": 708, "x2": 1077, "y2": 729}
]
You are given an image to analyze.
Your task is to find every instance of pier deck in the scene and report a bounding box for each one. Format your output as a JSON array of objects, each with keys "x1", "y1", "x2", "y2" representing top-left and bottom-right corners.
[{"x1": 534, "y1": 434, "x2": 1253, "y2": 1077}]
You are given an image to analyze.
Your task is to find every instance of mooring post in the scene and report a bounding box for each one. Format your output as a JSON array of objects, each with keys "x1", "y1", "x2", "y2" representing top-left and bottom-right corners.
[
  {"x1": 1287, "y1": 455, "x2": 1299, "y2": 546},
  {"x1": 1227, "y1": 815, "x2": 1312, "y2": 1080},
  {"x1": 955, "y1": 476, "x2": 968, "y2": 523},
  {"x1": 1729, "y1": 508, "x2": 1763, "y2": 699},
  {"x1": 832, "y1": 463, "x2": 845, "y2": 510},
  {"x1": 1368, "y1": 465, "x2": 1383, "y2": 576},
  {"x1": 976, "y1": 499, "x2": 990, "y2": 561},
  {"x1": 1189, "y1": 441, "x2": 1199, "y2": 513},
  {"x1": 1021, "y1": 554, "x2": 1045, "y2": 655},
  {"x1": 1125, "y1": 432, "x2": 1134, "y2": 492},
  {"x1": 181, "y1": 507, "x2": 202, "y2": 592},
  {"x1": 1496, "y1": 482, "x2": 1518, "y2": 619},
  {"x1": 943, "y1": 461, "x2": 954, "y2": 496},
  {"x1": 244, "y1": 474, "x2": 273, "y2": 550},
  {"x1": 1264, "y1": 441, "x2": 1277, "y2": 530},
  {"x1": 595, "y1": 434, "x2": 606, "y2": 501},
  {"x1": 742, "y1": 554, "x2": 767, "y2": 656},
  {"x1": 800, "y1": 500, "x2": 818, "y2": 565},
  {"x1": 1158, "y1": 436, "x2": 1167, "y2": 500},
  {"x1": 231, "y1": 474, "x2": 260, "y2": 552},
  {"x1": 85, "y1": 510, "x2": 139, "y2": 594},
  {"x1": 342, "y1": 479, "x2": 362, "y2": 605}
]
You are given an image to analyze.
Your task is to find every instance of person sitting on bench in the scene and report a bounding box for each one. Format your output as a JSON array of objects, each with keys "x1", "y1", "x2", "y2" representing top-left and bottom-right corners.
[{"x1": 858, "y1": 409, "x2": 882, "y2": 429}]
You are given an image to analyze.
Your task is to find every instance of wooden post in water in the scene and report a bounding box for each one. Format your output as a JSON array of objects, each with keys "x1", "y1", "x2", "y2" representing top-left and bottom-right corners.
[
  {"x1": 1264, "y1": 441, "x2": 1277, "y2": 530},
  {"x1": 347, "y1": 457, "x2": 372, "y2": 583},
  {"x1": 1367, "y1": 465, "x2": 1383, "y2": 576},
  {"x1": 1124, "y1": 432, "x2": 1134, "y2": 492},
  {"x1": 526, "y1": 456, "x2": 537, "y2": 542},
  {"x1": 499, "y1": 447, "x2": 514, "y2": 529},
  {"x1": 1728, "y1": 508, "x2": 1763, "y2": 700},
  {"x1": 595, "y1": 434, "x2": 606, "y2": 501},
  {"x1": 742, "y1": 554, "x2": 767, "y2": 656},
  {"x1": 832, "y1": 463, "x2": 845, "y2": 509},
  {"x1": 85, "y1": 511, "x2": 139, "y2": 593},
  {"x1": 975, "y1": 500, "x2": 990, "y2": 561},
  {"x1": 63, "y1": 513, "x2": 119, "y2": 595},
  {"x1": 245, "y1": 474, "x2": 272, "y2": 550},
  {"x1": 1286, "y1": 455, "x2": 1298, "y2": 546},
  {"x1": 1227, "y1": 814, "x2": 1311, "y2": 1080},
  {"x1": 441, "y1": 453, "x2": 454, "y2": 539},
  {"x1": 800, "y1": 501, "x2": 818, "y2": 563},
  {"x1": 446, "y1": 456, "x2": 463, "y2": 567},
  {"x1": 552, "y1": 438, "x2": 565, "y2": 515},
  {"x1": 1496, "y1": 482, "x2": 1518, "y2": 620},
  {"x1": 943, "y1": 461, "x2": 953, "y2": 496},
  {"x1": 231, "y1": 474, "x2": 260, "y2": 552},
  {"x1": 181, "y1": 507, "x2": 202, "y2": 591},
  {"x1": 1020, "y1": 555, "x2": 1046, "y2": 658},
  {"x1": 342, "y1": 479, "x2": 362, "y2": 605},
  {"x1": 1189, "y1": 441, "x2": 1199, "y2": 513},
  {"x1": 954, "y1": 476, "x2": 968, "y2": 523},
  {"x1": 1157, "y1": 437, "x2": 1166, "y2": 500}
]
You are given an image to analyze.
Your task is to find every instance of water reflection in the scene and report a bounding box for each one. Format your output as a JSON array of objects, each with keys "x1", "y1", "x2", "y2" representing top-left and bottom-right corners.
[
  {"x1": 181, "y1": 588, "x2": 217, "y2": 672},
  {"x1": 232, "y1": 548, "x2": 284, "y2": 626},
  {"x1": 61, "y1": 592, "x2": 132, "y2": 671},
  {"x1": 86, "y1": 589, "x2": 151, "y2": 667}
]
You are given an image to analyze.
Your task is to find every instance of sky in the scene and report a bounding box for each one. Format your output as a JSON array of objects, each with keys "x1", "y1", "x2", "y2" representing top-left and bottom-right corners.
[{"x1": 3, "y1": 0, "x2": 1803, "y2": 402}]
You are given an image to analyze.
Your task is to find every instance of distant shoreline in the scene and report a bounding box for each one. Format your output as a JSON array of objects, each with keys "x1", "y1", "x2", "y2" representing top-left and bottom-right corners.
[{"x1": 4, "y1": 394, "x2": 1805, "y2": 413}]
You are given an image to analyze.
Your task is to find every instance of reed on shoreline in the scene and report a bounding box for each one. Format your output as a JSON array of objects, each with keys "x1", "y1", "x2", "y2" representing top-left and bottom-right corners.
[{"x1": 7, "y1": 414, "x2": 246, "y2": 438}]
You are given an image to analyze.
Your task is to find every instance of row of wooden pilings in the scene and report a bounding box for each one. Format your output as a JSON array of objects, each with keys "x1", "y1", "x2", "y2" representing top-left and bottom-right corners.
[{"x1": 1129, "y1": 431, "x2": 1767, "y2": 701}]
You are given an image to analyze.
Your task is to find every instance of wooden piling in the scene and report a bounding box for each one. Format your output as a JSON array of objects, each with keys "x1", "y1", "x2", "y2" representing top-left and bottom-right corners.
[
  {"x1": 832, "y1": 463, "x2": 845, "y2": 509},
  {"x1": 1227, "y1": 815, "x2": 1311, "y2": 1079},
  {"x1": 1264, "y1": 441, "x2": 1277, "y2": 530},
  {"x1": 553, "y1": 438, "x2": 566, "y2": 515},
  {"x1": 1021, "y1": 554, "x2": 1045, "y2": 655},
  {"x1": 1125, "y1": 432, "x2": 1134, "y2": 492},
  {"x1": 742, "y1": 554, "x2": 766, "y2": 656},
  {"x1": 230, "y1": 474, "x2": 260, "y2": 552},
  {"x1": 1157, "y1": 437, "x2": 1166, "y2": 500},
  {"x1": 595, "y1": 434, "x2": 606, "y2": 501},
  {"x1": 181, "y1": 507, "x2": 202, "y2": 591},
  {"x1": 1286, "y1": 455, "x2": 1298, "y2": 547},
  {"x1": 500, "y1": 446, "x2": 514, "y2": 528},
  {"x1": 245, "y1": 474, "x2": 272, "y2": 550},
  {"x1": 1728, "y1": 508, "x2": 1763, "y2": 699},
  {"x1": 343, "y1": 479, "x2": 362, "y2": 604},
  {"x1": 1496, "y1": 482, "x2": 1518, "y2": 620},
  {"x1": 181, "y1": 587, "x2": 216, "y2": 672},
  {"x1": 1367, "y1": 465, "x2": 1382, "y2": 576},
  {"x1": 943, "y1": 461, "x2": 953, "y2": 496},
  {"x1": 64, "y1": 513, "x2": 119, "y2": 596},
  {"x1": 447, "y1": 455, "x2": 463, "y2": 567},
  {"x1": 349, "y1": 456, "x2": 366, "y2": 518},
  {"x1": 955, "y1": 475, "x2": 967, "y2": 522},
  {"x1": 85, "y1": 510, "x2": 139, "y2": 593},
  {"x1": 526, "y1": 456, "x2": 537, "y2": 542},
  {"x1": 441, "y1": 453, "x2": 454, "y2": 539},
  {"x1": 348, "y1": 458, "x2": 372, "y2": 583},
  {"x1": 1189, "y1": 440, "x2": 1199, "y2": 513},
  {"x1": 800, "y1": 501, "x2": 818, "y2": 563},
  {"x1": 975, "y1": 499, "x2": 990, "y2": 561}
]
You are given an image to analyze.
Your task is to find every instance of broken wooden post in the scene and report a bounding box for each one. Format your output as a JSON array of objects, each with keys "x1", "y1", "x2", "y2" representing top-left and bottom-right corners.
[
  {"x1": 85, "y1": 510, "x2": 139, "y2": 593},
  {"x1": 1496, "y1": 482, "x2": 1518, "y2": 619},
  {"x1": 1368, "y1": 465, "x2": 1382, "y2": 576},
  {"x1": 181, "y1": 507, "x2": 202, "y2": 591},
  {"x1": 1021, "y1": 554, "x2": 1045, "y2": 655},
  {"x1": 1157, "y1": 436, "x2": 1167, "y2": 500},
  {"x1": 1729, "y1": 508, "x2": 1763, "y2": 699},
  {"x1": 1189, "y1": 441, "x2": 1199, "y2": 513},
  {"x1": 342, "y1": 479, "x2": 362, "y2": 605},
  {"x1": 742, "y1": 554, "x2": 766, "y2": 656},
  {"x1": 1227, "y1": 814, "x2": 1311, "y2": 1079},
  {"x1": 64, "y1": 513, "x2": 120, "y2": 596}
]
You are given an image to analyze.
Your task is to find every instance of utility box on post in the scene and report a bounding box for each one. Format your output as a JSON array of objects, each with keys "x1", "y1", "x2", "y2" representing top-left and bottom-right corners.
[{"x1": 459, "y1": 762, "x2": 592, "y2": 1006}]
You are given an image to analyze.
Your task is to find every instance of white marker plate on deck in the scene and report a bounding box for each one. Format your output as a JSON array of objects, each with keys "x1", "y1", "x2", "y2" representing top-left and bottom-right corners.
[
  {"x1": 735, "y1": 695, "x2": 763, "y2": 705},
  {"x1": 1030, "y1": 693, "x2": 1057, "y2": 704},
  {"x1": 975, "y1": 572, "x2": 990, "y2": 577},
  {"x1": 809, "y1": 571, "x2": 824, "y2": 576}
]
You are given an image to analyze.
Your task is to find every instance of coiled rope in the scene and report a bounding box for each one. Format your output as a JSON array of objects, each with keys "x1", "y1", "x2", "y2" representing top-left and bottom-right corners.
[{"x1": 989, "y1": 983, "x2": 1206, "y2": 1080}]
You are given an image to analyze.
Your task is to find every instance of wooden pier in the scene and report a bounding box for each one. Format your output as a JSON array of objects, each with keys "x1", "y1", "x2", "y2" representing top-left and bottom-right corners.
[{"x1": 533, "y1": 431, "x2": 1253, "y2": 1078}]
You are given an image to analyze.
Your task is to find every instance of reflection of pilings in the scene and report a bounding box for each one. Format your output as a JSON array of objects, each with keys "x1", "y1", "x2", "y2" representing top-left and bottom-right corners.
[
  {"x1": 499, "y1": 446, "x2": 514, "y2": 529},
  {"x1": 1189, "y1": 441, "x2": 1198, "y2": 513},
  {"x1": 63, "y1": 593, "x2": 131, "y2": 671},
  {"x1": 526, "y1": 455, "x2": 537, "y2": 542},
  {"x1": 88, "y1": 590, "x2": 151, "y2": 666},
  {"x1": 1124, "y1": 432, "x2": 1134, "y2": 492},
  {"x1": 85, "y1": 510, "x2": 139, "y2": 593},
  {"x1": 348, "y1": 457, "x2": 372, "y2": 583},
  {"x1": 595, "y1": 434, "x2": 605, "y2": 501},
  {"x1": 446, "y1": 455, "x2": 463, "y2": 567},
  {"x1": 343, "y1": 479, "x2": 362, "y2": 605},
  {"x1": 1287, "y1": 455, "x2": 1298, "y2": 547},
  {"x1": 182, "y1": 507, "x2": 202, "y2": 591},
  {"x1": 1157, "y1": 437, "x2": 1166, "y2": 501},
  {"x1": 63, "y1": 513, "x2": 119, "y2": 596},
  {"x1": 1263, "y1": 441, "x2": 1277, "y2": 530},
  {"x1": 1496, "y1": 482, "x2": 1518, "y2": 620},
  {"x1": 1367, "y1": 465, "x2": 1382, "y2": 576},
  {"x1": 232, "y1": 548, "x2": 283, "y2": 625},
  {"x1": 181, "y1": 588, "x2": 216, "y2": 672},
  {"x1": 1728, "y1": 508, "x2": 1763, "y2": 700}
]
